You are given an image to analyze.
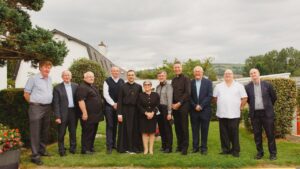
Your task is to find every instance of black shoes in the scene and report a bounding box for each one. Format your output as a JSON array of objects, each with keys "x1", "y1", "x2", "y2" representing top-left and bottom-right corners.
[
  {"x1": 200, "y1": 150, "x2": 207, "y2": 155},
  {"x1": 81, "y1": 150, "x2": 94, "y2": 155},
  {"x1": 59, "y1": 152, "x2": 66, "y2": 157},
  {"x1": 69, "y1": 150, "x2": 76, "y2": 154},
  {"x1": 192, "y1": 149, "x2": 199, "y2": 153},
  {"x1": 232, "y1": 152, "x2": 240, "y2": 158},
  {"x1": 219, "y1": 151, "x2": 231, "y2": 155},
  {"x1": 255, "y1": 153, "x2": 264, "y2": 160},
  {"x1": 269, "y1": 154, "x2": 277, "y2": 161},
  {"x1": 175, "y1": 147, "x2": 182, "y2": 152},
  {"x1": 31, "y1": 158, "x2": 43, "y2": 165},
  {"x1": 163, "y1": 148, "x2": 172, "y2": 153}
]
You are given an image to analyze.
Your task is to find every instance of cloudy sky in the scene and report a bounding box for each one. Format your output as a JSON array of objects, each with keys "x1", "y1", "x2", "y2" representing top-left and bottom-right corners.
[{"x1": 29, "y1": 0, "x2": 300, "y2": 70}]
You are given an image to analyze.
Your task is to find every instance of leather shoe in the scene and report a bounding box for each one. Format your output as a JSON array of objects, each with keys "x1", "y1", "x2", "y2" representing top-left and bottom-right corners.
[
  {"x1": 201, "y1": 150, "x2": 207, "y2": 155},
  {"x1": 219, "y1": 151, "x2": 230, "y2": 155},
  {"x1": 255, "y1": 153, "x2": 264, "y2": 160},
  {"x1": 31, "y1": 158, "x2": 43, "y2": 165},
  {"x1": 269, "y1": 154, "x2": 277, "y2": 161},
  {"x1": 163, "y1": 148, "x2": 172, "y2": 153},
  {"x1": 181, "y1": 150, "x2": 187, "y2": 155},
  {"x1": 192, "y1": 149, "x2": 199, "y2": 153},
  {"x1": 232, "y1": 152, "x2": 240, "y2": 157},
  {"x1": 39, "y1": 152, "x2": 51, "y2": 157},
  {"x1": 59, "y1": 152, "x2": 66, "y2": 157}
]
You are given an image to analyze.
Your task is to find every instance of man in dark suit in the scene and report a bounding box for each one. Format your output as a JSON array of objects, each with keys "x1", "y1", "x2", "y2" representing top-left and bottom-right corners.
[
  {"x1": 53, "y1": 70, "x2": 79, "y2": 156},
  {"x1": 245, "y1": 68, "x2": 277, "y2": 160},
  {"x1": 190, "y1": 66, "x2": 213, "y2": 155}
]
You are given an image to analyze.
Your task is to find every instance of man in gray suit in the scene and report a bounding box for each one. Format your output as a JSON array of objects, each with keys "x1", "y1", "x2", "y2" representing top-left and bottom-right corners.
[
  {"x1": 53, "y1": 70, "x2": 79, "y2": 156},
  {"x1": 24, "y1": 60, "x2": 53, "y2": 165}
]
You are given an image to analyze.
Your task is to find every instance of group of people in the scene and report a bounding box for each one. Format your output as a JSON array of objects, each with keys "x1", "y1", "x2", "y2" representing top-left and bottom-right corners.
[{"x1": 24, "y1": 60, "x2": 278, "y2": 165}]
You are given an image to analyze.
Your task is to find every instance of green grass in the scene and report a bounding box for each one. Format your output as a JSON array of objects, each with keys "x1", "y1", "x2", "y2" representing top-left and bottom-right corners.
[{"x1": 20, "y1": 121, "x2": 300, "y2": 168}]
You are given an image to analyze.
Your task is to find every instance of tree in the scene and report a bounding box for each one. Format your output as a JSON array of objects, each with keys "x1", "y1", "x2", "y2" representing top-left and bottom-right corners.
[
  {"x1": 243, "y1": 47, "x2": 300, "y2": 76},
  {"x1": 136, "y1": 57, "x2": 217, "y2": 80},
  {"x1": 0, "y1": 0, "x2": 68, "y2": 67}
]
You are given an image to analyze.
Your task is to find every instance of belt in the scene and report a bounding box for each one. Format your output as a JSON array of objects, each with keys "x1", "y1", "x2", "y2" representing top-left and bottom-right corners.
[{"x1": 30, "y1": 102, "x2": 51, "y2": 106}]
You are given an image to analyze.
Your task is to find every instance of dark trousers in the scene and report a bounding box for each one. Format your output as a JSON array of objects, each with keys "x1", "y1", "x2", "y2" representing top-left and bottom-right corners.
[
  {"x1": 105, "y1": 105, "x2": 118, "y2": 149},
  {"x1": 57, "y1": 108, "x2": 78, "y2": 153},
  {"x1": 251, "y1": 110, "x2": 277, "y2": 155},
  {"x1": 28, "y1": 104, "x2": 51, "y2": 159},
  {"x1": 173, "y1": 103, "x2": 189, "y2": 151},
  {"x1": 80, "y1": 120, "x2": 99, "y2": 152},
  {"x1": 157, "y1": 105, "x2": 173, "y2": 150},
  {"x1": 219, "y1": 118, "x2": 240, "y2": 154},
  {"x1": 190, "y1": 112, "x2": 210, "y2": 151}
]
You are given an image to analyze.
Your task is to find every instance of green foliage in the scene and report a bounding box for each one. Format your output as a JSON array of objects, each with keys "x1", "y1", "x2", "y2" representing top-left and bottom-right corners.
[
  {"x1": 0, "y1": 88, "x2": 57, "y2": 147},
  {"x1": 136, "y1": 58, "x2": 217, "y2": 80},
  {"x1": 69, "y1": 58, "x2": 106, "y2": 92},
  {"x1": 243, "y1": 78, "x2": 297, "y2": 138},
  {"x1": 243, "y1": 47, "x2": 300, "y2": 76},
  {"x1": 297, "y1": 88, "x2": 300, "y2": 108},
  {"x1": 17, "y1": 26, "x2": 68, "y2": 67},
  {"x1": 213, "y1": 63, "x2": 244, "y2": 77},
  {"x1": 0, "y1": 0, "x2": 68, "y2": 67}
]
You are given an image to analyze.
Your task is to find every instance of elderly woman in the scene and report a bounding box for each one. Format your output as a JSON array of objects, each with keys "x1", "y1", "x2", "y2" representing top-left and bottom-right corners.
[{"x1": 138, "y1": 81, "x2": 160, "y2": 155}]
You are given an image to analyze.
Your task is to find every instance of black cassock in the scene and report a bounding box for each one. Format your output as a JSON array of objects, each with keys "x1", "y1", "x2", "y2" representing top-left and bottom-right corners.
[{"x1": 117, "y1": 82, "x2": 143, "y2": 153}]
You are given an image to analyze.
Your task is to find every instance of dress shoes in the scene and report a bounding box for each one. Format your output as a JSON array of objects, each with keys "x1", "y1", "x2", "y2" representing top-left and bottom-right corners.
[
  {"x1": 59, "y1": 152, "x2": 66, "y2": 157},
  {"x1": 163, "y1": 148, "x2": 172, "y2": 153},
  {"x1": 81, "y1": 150, "x2": 93, "y2": 155},
  {"x1": 254, "y1": 153, "x2": 264, "y2": 160},
  {"x1": 219, "y1": 151, "x2": 231, "y2": 155},
  {"x1": 31, "y1": 158, "x2": 43, "y2": 165},
  {"x1": 200, "y1": 150, "x2": 207, "y2": 155},
  {"x1": 232, "y1": 152, "x2": 240, "y2": 158},
  {"x1": 192, "y1": 149, "x2": 199, "y2": 153},
  {"x1": 269, "y1": 154, "x2": 277, "y2": 161}
]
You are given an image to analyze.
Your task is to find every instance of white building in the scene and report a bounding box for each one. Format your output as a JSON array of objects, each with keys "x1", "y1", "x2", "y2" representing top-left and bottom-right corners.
[
  {"x1": 0, "y1": 66, "x2": 7, "y2": 90},
  {"x1": 14, "y1": 29, "x2": 126, "y2": 88}
]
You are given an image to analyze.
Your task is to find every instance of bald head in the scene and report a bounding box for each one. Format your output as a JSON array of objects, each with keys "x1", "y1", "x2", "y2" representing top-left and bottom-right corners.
[{"x1": 249, "y1": 68, "x2": 260, "y2": 83}]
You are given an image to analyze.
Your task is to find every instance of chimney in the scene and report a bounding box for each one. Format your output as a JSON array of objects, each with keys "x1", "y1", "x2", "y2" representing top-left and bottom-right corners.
[{"x1": 98, "y1": 41, "x2": 107, "y2": 56}]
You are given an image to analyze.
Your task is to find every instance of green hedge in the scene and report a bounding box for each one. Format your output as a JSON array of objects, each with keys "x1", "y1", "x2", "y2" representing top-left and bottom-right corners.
[
  {"x1": 0, "y1": 88, "x2": 57, "y2": 147},
  {"x1": 243, "y1": 78, "x2": 297, "y2": 138}
]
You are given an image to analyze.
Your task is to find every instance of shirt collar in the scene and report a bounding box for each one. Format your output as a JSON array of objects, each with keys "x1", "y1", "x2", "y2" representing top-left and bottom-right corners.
[
  {"x1": 112, "y1": 77, "x2": 120, "y2": 82},
  {"x1": 64, "y1": 82, "x2": 71, "y2": 86}
]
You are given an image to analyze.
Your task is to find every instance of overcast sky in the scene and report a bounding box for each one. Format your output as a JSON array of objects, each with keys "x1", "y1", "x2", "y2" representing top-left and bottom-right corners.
[{"x1": 29, "y1": 0, "x2": 300, "y2": 70}]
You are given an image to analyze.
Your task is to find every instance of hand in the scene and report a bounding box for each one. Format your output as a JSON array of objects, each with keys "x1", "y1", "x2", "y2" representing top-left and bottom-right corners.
[
  {"x1": 195, "y1": 105, "x2": 202, "y2": 112},
  {"x1": 166, "y1": 114, "x2": 172, "y2": 121},
  {"x1": 172, "y1": 102, "x2": 181, "y2": 110},
  {"x1": 55, "y1": 118, "x2": 61, "y2": 124},
  {"x1": 82, "y1": 114, "x2": 88, "y2": 121},
  {"x1": 113, "y1": 103, "x2": 118, "y2": 110},
  {"x1": 148, "y1": 112, "x2": 154, "y2": 119},
  {"x1": 118, "y1": 115, "x2": 123, "y2": 122}
]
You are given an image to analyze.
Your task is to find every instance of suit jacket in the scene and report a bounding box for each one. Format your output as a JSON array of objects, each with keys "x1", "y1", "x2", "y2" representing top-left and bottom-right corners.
[
  {"x1": 190, "y1": 78, "x2": 213, "y2": 120},
  {"x1": 53, "y1": 82, "x2": 79, "y2": 122},
  {"x1": 245, "y1": 80, "x2": 277, "y2": 119}
]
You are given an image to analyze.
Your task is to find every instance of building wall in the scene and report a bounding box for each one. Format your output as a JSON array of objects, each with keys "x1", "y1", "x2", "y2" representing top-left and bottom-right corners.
[
  {"x1": 15, "y1": 34, "x2": 89, "y2": 88},
  {"x1": 0, "y1": 66, "x2": 7, "y2": 90}
]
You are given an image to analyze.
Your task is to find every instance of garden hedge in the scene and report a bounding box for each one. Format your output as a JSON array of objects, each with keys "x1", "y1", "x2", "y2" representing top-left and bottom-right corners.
[
  {"x1": 0, "y1": 88, "x2": 57, "y2": 147},
  {"x1": 243, "y1": 78, "x2": 297, "y2": 138}
]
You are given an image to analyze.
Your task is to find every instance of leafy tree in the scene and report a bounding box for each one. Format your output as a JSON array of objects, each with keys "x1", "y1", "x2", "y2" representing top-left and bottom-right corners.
[
  {"x1": 243, "y1": 47, "x2": 300, "y2": 76},
  {"x1": 0, "y1": 0, "x2": 68, "y2": 67},
  {"x1": 136, "y1": 57, "x2": 217, "y2": 80}
]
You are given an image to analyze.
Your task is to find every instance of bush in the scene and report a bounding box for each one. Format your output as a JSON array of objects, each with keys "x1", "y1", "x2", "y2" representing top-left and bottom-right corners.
[
  {"x1": 0, "y1": 89, "x2": 57, "y2": 147},
  {"x1": 243, "y1": 78, "x2": 297, "y2": 138},
  {"x1": 69, "y1": 58, "x2": 106, "y2": 92}
]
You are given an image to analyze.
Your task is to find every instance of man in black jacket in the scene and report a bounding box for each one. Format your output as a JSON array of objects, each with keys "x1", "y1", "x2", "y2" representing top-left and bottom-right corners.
[
  {"x1": 171, "y1": 61, "x2": 191, "y2": 155},
  {"x1": 245, "y1": 68, "x2": 277, "y2": 160},
  {"x1": 53, "y1": 70, "x2": 79, "y2": 156},
  {"x1": 190, "y1": 66, "x2": 212, "y2": 155}
]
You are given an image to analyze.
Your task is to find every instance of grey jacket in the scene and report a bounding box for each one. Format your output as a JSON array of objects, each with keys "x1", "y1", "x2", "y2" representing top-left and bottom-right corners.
[{"x1": 156, "y1": 81, "x2": 173, "y2": 114}]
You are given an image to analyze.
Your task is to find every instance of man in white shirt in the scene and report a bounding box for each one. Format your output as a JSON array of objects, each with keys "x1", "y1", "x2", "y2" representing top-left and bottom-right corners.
[
  {"x1": 103, "y1": 67, "x2": 125, "y2": 154},
  {"x1": 213, "y1": 69, "x2": 247, "y2": 157}
]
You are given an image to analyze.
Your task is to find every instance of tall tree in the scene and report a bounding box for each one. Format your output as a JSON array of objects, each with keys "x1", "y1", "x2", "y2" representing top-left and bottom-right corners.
[{"x1": 0, "y1": 0, "x2": 68, "y2": 67}]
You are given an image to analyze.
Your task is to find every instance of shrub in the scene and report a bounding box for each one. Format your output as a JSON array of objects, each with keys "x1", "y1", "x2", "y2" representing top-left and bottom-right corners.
[
  {"x1": 69, "y1": 58, "x2": 106, "y2": 92},
  {"x1": 243, "y1": 78, "x2": 297, "y2": 138},
  {"x1": 0, "y1": 89, "x2": 57, "y2": 147}
]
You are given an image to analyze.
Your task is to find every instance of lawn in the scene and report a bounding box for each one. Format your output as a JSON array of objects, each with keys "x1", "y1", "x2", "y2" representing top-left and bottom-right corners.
[{"x1": 20, "y1": 121, "x2": 300, "y2": 168}]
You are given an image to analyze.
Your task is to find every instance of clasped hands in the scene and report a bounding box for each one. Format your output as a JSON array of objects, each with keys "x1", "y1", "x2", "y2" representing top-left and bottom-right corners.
[{"x1": 145, "y1": 111, "x2": 155, "y2": 119}]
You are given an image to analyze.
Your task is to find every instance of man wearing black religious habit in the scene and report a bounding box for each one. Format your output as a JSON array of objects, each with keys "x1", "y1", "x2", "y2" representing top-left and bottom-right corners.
[{"x1": 117, "y1": 70, "x2": 143, "y2": 154}]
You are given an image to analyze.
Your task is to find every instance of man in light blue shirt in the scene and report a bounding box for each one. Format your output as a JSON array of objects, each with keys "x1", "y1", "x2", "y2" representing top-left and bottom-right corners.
[{"x1": 24, "y1": 60, "x2": 53, "y2": 165}]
